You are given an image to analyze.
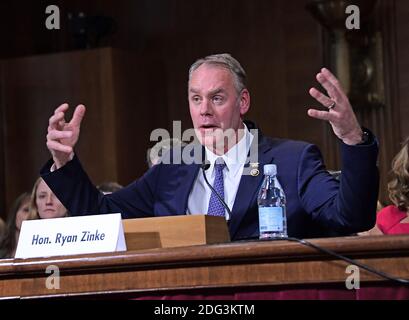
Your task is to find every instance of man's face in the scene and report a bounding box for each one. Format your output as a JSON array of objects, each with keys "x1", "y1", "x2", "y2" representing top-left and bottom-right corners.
[{"x1": 188, "y1": 64, "x2": 250, "y2": 153}]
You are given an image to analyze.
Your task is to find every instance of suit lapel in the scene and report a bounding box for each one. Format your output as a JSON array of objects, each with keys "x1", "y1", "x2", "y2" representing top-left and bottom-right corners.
[
  {"x1": 176, "y1": 143, "x2": 204, "y2": 215},
  {"x1": 228, "y1": 136, "x2": 274, "y2": 238},
  {"x1": 175, "y1": 164, "x2": 201, "y2": 215}
]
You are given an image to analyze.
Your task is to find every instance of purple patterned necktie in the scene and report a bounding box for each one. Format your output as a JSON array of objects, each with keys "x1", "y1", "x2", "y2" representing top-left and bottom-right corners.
[{"x1": 207, "y1": 158, "x2": 226, "y2": 217}]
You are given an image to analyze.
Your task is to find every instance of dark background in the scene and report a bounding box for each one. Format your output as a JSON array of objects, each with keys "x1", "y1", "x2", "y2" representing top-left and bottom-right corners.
[{"x1": 0, "y1": 0, "x2": 408, "y2": 219}]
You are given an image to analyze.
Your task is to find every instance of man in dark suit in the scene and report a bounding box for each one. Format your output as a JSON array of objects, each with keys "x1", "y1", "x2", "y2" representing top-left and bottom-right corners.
[{"x1": 41, "y1": 54, "x2": 378, "y2": 240}]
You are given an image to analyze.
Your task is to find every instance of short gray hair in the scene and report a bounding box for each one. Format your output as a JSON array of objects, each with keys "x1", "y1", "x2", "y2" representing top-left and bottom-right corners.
[{"x1": 188, "y1": 53, "x2": 247, "y2": 93}]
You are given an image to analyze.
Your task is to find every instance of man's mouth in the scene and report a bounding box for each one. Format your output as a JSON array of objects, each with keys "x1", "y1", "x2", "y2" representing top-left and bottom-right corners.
[{"x1": 200, "y1": 124, "x2": 218, "y2": 130}]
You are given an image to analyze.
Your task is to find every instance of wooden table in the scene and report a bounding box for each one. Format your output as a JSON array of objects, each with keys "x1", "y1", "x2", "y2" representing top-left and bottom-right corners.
[{"x1": 1, "y1": 235, "x2": 408, "y2": 299}]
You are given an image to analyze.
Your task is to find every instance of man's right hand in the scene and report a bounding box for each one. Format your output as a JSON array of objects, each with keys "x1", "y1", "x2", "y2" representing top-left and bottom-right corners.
[{"x1": 46, "y1": 103, "x2": 86, "y2": 169}]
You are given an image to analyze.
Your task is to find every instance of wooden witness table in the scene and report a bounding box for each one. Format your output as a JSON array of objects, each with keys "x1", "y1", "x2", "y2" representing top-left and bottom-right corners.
[{"x1": 0, "y1": 235, "x2": 409, "y2": 299}]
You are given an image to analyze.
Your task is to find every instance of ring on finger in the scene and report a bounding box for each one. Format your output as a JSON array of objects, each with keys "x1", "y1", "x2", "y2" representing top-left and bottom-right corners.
[{"x1": 327, "y1": 101, "x2": 336, "y2": 110}]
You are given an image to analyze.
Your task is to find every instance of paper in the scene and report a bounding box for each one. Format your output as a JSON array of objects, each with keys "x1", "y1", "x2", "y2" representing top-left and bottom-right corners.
[{"x1": 15, "y1": 213, "x2": 127, "y2": 259}]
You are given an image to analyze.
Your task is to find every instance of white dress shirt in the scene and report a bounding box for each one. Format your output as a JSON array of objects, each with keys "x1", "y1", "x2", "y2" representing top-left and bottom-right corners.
[{"x1": 187, "y1": 124, "x2": 254, "y2": 220}]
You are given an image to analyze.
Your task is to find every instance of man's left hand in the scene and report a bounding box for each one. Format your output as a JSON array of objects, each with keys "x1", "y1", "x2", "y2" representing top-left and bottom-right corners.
[{"x1": 307, "y1": 68, "x2": 363, "y2": 145}]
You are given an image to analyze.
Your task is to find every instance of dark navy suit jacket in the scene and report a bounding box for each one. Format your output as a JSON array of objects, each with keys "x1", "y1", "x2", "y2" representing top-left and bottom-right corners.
[{"x1": 40, "y1": 125, "x2": 379, "y2": 241}]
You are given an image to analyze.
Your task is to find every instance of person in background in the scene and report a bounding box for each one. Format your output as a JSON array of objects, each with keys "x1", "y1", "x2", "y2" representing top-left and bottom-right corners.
[
  {"x1": 0, "y1": 217, "x2": 6, "y2": 239},
  {"x1": 375, "y1": 138, "x2": 409, "y2": 234},
  {"x1": 97, "y1": 181, "x2": 123, "y2": 195},
  {"x1": 29, "y1": 178, "x2": 68, "y2": 219},
  {"x1": 0, "y1": 192, "x2": 31, "y2": 258}
]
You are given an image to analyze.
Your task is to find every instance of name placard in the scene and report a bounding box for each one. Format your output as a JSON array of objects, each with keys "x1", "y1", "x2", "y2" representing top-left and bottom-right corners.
[{"x1": 15, "y1": 213, "x2": 126, "y2": 259}]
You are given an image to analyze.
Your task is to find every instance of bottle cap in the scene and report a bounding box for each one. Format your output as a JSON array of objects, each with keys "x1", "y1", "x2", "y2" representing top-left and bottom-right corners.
[{"x1": 264, "y1": 164, "x2": 277, "y2": 176}]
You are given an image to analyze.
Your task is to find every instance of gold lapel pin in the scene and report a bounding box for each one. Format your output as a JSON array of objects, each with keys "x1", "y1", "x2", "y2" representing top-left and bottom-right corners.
[{"x1": 250, "y1": 162, "x2": 259, "y2": 177}]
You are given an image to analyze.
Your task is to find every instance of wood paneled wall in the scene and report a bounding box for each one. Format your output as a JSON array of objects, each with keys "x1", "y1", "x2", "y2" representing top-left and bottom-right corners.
[
  {"x1": 0, "y1": 61, "x2": 6, "y2": 218},
  {"x1": 0, "y1": 0, "x2": 323, "y2": 218},
  {"x1": 324, "y1": 0, "x2": 404, "y2": 205},
  {"x1": 0, "y1": 48, "x2": 167, "y2": 217},
  {"x1": 1, "y1": 0, "x2": 409, "y2": 219},
  {"x1": 396, "y1": 1, "x2": 409, "y2": 142}
]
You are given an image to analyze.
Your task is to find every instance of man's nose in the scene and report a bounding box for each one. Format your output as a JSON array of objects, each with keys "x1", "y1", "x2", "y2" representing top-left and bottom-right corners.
[{"x1": 200, "y1": 99, "x2": 213, "y2": 116}]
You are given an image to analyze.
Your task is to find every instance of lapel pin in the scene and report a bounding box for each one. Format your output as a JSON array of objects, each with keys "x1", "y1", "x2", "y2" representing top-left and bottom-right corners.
[{"x1": 250, "y1": 162, "x2": 259, "y2": 177}]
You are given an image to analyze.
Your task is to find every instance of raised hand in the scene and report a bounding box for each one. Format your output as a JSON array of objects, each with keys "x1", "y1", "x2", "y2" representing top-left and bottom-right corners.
[
  {"x1": 307, "y1": 68, "x2": 363, "y2": 145},
  {"x1": 46, "y1": 103, "x2": 86, "y2": 169}
]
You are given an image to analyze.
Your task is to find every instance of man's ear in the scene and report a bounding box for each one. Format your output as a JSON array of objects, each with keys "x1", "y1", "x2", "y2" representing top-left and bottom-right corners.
[{"x1": 239, "y1": 89, "x2": 250, "y2": 116}]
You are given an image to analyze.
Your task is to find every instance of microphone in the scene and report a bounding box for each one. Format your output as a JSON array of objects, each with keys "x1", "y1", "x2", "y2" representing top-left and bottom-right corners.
[{"x1": 201, "y1": 161, "x2": 232, "y2": 221}]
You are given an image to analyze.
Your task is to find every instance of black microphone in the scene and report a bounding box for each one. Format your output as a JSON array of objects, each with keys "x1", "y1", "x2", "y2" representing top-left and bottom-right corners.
[{"x1": 201, "y1": 161, "x2": 232, "y2": 221}]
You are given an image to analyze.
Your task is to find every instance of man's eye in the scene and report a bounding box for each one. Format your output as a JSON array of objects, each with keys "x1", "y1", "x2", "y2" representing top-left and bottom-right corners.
[
  {"x1": 191, "y1": 96, "x2": 201, "y2": 103},
  {"x1": 212, "y1": 96, "x2": 224, "y2": 104}
]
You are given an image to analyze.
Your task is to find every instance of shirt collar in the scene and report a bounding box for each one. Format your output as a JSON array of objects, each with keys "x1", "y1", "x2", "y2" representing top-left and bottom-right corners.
[{"x1": 205, "y1": 123, "x2": 254, "y2": 177}]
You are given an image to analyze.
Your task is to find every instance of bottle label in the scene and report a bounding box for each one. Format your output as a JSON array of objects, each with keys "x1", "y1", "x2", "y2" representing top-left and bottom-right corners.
[{"x1": 259, "y1": 207, "x2": 284, "y2": 232}]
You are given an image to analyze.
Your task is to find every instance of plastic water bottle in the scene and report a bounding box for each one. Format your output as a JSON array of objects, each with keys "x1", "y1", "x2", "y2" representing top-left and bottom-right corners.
[{"x1": 258, "y1": 164, "x2": 288, "y2": 239}]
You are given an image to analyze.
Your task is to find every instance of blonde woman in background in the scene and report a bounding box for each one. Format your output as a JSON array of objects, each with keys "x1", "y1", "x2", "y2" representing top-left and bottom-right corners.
[
  {"x1": 375, "y1": 138, "x2": 409, "y2": 234},
  {"x1": 29, "y1": 178, "x2": 68, "y2": 220}
]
